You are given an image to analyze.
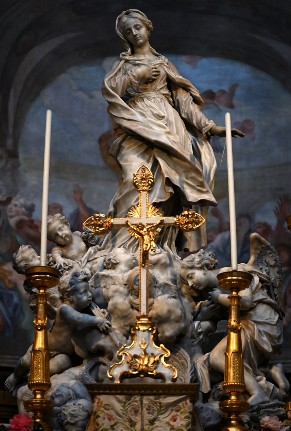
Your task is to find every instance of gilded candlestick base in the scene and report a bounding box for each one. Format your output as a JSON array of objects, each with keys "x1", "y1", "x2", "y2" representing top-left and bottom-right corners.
[
  {"x1": 24, "y1": 266, "x2": 60, "y2": 431},
  {"x1": 217, "y1": 270, "x2": 253, "y2": 292},
  {"x1": 24, "y1": 398, "x2": 53, "y2": 431},
  {"x1": 108, "y1": 315, "x2": 177, "y2": 383},
  {"x1": 220, "y1": 396, "x2": 249, "y2": 431},
  {"x1": 217, "y1": 270, "x2": 252, "y2": 431}
]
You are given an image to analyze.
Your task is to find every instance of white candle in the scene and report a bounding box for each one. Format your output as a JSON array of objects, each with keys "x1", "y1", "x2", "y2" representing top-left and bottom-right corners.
[
  {"x1": 225, "y1": 112, "x2": 237, "y2": 270},
  {"x1": 40, "y1": 110, "x2": 52, "y2": 266}
]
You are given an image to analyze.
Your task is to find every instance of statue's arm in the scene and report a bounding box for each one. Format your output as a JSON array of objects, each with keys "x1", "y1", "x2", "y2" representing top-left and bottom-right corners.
[
  {"x1": 51, "y1": 246, "x2": 65, "y2": 263},
  {"x1": 60, "y1": 305, "x2": 110, "y2": 332},
  {"x1": 167, "y1": 60, "x2": 244, "y2": 138},
  {"x1": 166, "y1": 60, "x2": 215, "y2": 135},
  {"x1": 211, "y1": 286, "x2": 253, "y2": 310}
]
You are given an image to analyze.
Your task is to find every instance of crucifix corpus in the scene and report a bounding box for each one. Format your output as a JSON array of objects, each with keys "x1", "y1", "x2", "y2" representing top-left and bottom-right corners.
[{"x1": 83, "y1": 165, "x2": 205, "y2": 383}]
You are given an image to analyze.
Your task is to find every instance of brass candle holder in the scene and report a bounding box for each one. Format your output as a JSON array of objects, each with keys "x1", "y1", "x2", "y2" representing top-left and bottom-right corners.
[
  {"x1": 23, "y1": 266, "x2": 59, "y2": 431},
  {"x1": 284, "y1": 401, "x2": 291, "y2": 426},
  {"x1": 217, "y1": 270, "x2": 253, "y2": 431}
]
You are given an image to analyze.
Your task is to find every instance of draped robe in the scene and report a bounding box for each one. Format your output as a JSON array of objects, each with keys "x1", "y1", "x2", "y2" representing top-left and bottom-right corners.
[{"x1": 101, "y1": 52, "x2": 218, "y2": 251}]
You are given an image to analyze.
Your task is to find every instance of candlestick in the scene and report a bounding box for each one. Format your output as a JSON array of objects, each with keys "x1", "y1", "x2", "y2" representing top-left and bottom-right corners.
[
  {"x1": 217, "y1": 270, "x2": 251, "y2": 430},
  {"x1": 40, "y1": 110, "x2": 52, "y2": 266},
  {"x1": 225, "y1": 112, "x2": 237, "y2": 270},
  {"x1": 24, "y1": 266, "x2": 60, "y2": 430}
]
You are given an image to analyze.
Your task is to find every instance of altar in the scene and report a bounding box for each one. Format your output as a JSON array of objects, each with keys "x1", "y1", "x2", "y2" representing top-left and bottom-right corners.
[
  {"x1": 3, "y1": 7, "x2": 291, "y2": 431},
  {"x1": 85, "y1": 383, "x2": 200, "y2": 431}
]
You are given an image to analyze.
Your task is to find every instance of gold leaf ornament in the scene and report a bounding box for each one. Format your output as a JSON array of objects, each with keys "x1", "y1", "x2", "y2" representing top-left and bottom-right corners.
[
  {"x1": 83, "y1": 213, "x2": 113, "y2": 235},
  {"x1": 175, "y1": 209, "x2": 205, "y2": 232}
]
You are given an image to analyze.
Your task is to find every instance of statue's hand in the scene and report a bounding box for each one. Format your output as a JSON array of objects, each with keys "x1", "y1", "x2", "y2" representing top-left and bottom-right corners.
[
  {"x1": 195, "y1": 300, "x2": 221, "y2": 320},
  {"x1": 98, "y1": 318, "x2": 111, "y2": 333},
  {"x1": 55, "y1": 259, "x2": 74, "y2": 271},
  {"x1": 209, "y1": 125, "x2": 245, "y2": 138},
  {"x1": 209, "y1": 288, "x2": 221, "y2": 303},
  {"x1": 147, "y1": 65, "x2": 160, "y2": 82},
  {"x1": 137, "y1": 64, "x2": 160, "y2": 83}
]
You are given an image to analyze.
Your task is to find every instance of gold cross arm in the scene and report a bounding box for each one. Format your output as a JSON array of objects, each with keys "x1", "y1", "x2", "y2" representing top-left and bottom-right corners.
[{"x1": 83, "y1": 210, "x2": 204, "y2": 236}]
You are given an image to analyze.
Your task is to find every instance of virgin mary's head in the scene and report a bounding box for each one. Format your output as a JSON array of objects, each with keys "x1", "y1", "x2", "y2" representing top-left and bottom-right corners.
[{"x1": 116, "y1": 9, "x2": 153, "y2": 51}]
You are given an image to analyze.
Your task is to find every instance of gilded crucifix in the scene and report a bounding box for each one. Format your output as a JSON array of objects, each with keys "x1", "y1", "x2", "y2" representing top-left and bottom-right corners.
[{"x1": 83, "y1": 165, "x2": 205, "y2": 382}]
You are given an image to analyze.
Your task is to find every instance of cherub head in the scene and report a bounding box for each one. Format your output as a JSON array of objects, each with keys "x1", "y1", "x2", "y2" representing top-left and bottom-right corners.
[
  {"x1": 125, "y1": 267, "x2": 156, "y2": 298},
  {"x1": 47, "y1": 213, "x2": 72, "y2": 246},
  {"x1": 149, "y1": 295, "x2": 191, "y2": 343},
  {"x1": 58, "y1": 399, "x2": 92, "y2": 430},
  {"x1": 180, "y1": 249, "x2": 218, "y2": 299},
  {"x1": 59, "y1": 272, "x2": 92, "y2": 311},
  {"x1": 50, "y1": 384, "x2": 76, "y2": 407},
  {"x1": 12, "y1": 245, "x2": 40, "y2": 274},
  {"x1": 104, "y1": 247, "x2": 137, "y2": 273}
]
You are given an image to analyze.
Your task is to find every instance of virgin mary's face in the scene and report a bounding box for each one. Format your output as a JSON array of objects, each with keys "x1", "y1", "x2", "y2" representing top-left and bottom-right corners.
[{"x1": 122, "y1": 17, "x2": 149, "y2": 48}]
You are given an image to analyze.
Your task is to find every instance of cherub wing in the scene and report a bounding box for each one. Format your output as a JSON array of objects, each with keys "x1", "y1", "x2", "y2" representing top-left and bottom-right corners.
[{"x1": 246, "y1": 232, "x2": 284, "y2": 317}]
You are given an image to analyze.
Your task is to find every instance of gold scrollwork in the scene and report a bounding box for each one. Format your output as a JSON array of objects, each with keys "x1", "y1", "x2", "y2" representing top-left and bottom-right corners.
[
  {"x1": 175, "y1": 209, "x2": 205, "y2": 231},
  {"x1": 126, "y1": 338, "x2": 161, "y2": 376},
  {"x1": 83, "y1": 213, "x2": 113, "y2": 235},
  {"x1": 133, "y1": 165, "x2": 154, "y2": 192},
  {"x1": 108, "y1": 317, "x2": 178, "y2": 383}
]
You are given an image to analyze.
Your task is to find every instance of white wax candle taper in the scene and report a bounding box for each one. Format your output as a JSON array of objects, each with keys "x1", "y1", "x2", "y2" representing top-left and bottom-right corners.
[
  {"x1": 40, "y1": 109, "x2": 52, "y2": 266},
  {"x1": 225, "y1": 112, "x2": 237, "y2": 270}
]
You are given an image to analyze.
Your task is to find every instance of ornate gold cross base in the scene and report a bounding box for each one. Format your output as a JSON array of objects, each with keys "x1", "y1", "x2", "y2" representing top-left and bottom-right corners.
[
  {"x1": 217, "y1": 270, "x2": 253, "y2": 431},
  {"x1": 108, "y1": 315, "x2": 177, "y2": 383},
  {"x1": 24, "y1": 266, "x2": 60, "y2": 431}
]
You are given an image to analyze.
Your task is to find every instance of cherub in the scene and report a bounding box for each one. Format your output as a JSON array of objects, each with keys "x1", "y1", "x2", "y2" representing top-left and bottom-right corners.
[
  {"x1": 50, "y1": 384, "x2": 77, "y2": 431},
  {"x1": 47, "y1": 213, "x2": 87, "y2": 272},
  {"x1": 103, "y1": 247, "x2": 138, "y2": 273},
  {"x1": 12, "y1": 244, "x2": 41, "y2": 273},
  {"x1": 49, "y1": 381, "x2": 92, "y2": 431},
  {"x1": 12, "y1": 244, "x2": 61, "y2": 316},
  {"x1": 180, "y1": 249, "x2": 223, "y2": 318},
  {"x1": 125, "y1": 266, "x2": 156, "y2": 323},
  {"x1": 5, "y1": 272, "x2": 111, "y2": 394},
  {"x1": 149, "y1": 247, "x2": 181, "y2": 285},
  {"x1": 58, "y1": 399, "x2": 92, "y2": 431},
  {"x1": 209, "y1": 233, "x2": 289, "y2": 405}
]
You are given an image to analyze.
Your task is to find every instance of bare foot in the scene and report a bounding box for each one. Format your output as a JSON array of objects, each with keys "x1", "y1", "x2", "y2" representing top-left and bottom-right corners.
[
  {"x1": 269, "y1": 363, "x2": 290, "y2": 399},
  {"x1": 4, "y1": 373, "x2": 20, "y2": 396}
]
